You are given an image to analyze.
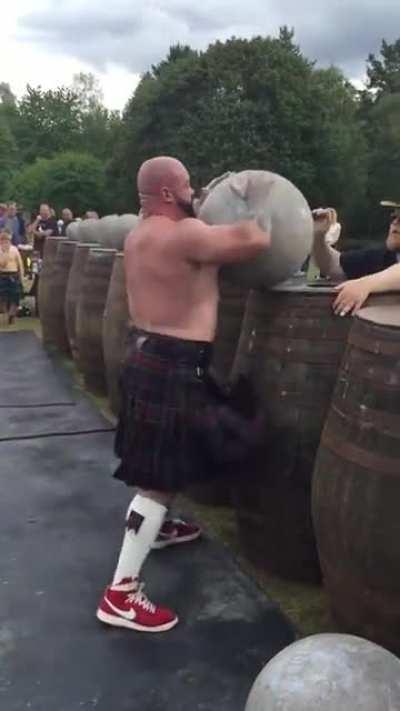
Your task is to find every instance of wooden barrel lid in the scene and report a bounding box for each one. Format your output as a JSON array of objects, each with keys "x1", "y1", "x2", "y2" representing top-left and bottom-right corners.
[
  {"x1": 357, "y1": 302, "x2": 400, "y2": 328},
  {"x1": 270, "y1": 275, "x2": 339, "y2": 294}
]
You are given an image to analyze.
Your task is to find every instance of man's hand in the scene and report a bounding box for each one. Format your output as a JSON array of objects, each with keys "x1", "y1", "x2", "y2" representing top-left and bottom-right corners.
[
  {"x1": 312, "y1": 208, "x2": 335, "y2": 239},
  {"x1": 333, "y1": 278, "x2": 371, "y2": 316}
]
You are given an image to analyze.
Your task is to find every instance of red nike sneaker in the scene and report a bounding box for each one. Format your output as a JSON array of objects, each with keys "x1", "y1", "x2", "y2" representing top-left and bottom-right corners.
[
  {"x1": 96, "y1": 579, "x2": 178, "y2": 632},
  {"x1": 152, "y1": 518, "x2": 202, "y2": 550}
]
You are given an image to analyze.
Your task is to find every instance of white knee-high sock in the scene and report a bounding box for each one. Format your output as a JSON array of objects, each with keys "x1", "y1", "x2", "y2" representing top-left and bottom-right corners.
[{"x1": 112, "y1": 494, "x2": 167, "y2": 588}]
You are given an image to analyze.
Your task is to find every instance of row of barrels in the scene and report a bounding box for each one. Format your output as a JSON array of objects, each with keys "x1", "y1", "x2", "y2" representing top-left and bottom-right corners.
[
  {"x1": 38, "y1": 238, "x2": 129, "y2": 415},
  {"x1": 231, "y1": 284, "x2": 400, "y2": 655},
  {"x1": 38, "y1": 234, "x2": 400, "y2": 655}
]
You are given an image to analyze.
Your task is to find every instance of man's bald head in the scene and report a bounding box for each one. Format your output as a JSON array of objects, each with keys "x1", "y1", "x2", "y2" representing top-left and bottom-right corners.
[
  {"x1": 137, "y1": 156, "x2": 194, "y2": 219},
  {"x1": 138, "y1": 157, "x2": 188, "y2": 195}
]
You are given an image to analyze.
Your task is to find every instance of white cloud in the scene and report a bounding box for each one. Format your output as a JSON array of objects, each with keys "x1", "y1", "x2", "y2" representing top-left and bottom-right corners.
[{"x1": 3, "y1": 0, "x2": 400, "y2": 109}]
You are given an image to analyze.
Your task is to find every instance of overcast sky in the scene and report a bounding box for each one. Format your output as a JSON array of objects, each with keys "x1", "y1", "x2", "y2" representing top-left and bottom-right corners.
[{"x1": 4, "y1": 0, "x2": 400, "y2": 110}]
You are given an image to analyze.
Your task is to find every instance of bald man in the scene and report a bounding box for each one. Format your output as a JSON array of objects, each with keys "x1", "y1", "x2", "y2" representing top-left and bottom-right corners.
[{"x1": 96, "y1": 156, "x2": 270, "y2": 633}]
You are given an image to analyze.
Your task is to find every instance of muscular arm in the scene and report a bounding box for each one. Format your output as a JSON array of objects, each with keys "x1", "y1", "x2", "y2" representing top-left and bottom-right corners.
[{"x1": 178, "y1": 218, "x2": 271, "y2": 265}]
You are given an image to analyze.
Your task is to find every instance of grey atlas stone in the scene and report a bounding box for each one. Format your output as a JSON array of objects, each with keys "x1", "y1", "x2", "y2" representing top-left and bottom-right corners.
[
  {"x1": 76, "y1": 217, "x2": 101, "y2": 243},
  {"x1": 98, "y1": 214, "x2": 138, "y2": 250},
  {"x1": 245, "y1": 633, "x2": 400, "y2": 711},
  {"x1": 65, "y1": 220, "x2": 81, "y2": 241},
  {"x1": 198, "y1": 170, "x2": 313, "y2": 289}
]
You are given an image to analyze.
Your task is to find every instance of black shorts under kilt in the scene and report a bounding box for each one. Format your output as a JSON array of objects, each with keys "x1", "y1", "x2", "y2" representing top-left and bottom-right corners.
[
  {"x1": 113, "y1": 329, "x2": 263, "y2": 492},
  {"x1": 0, "y1": 273, "x2": 22, "y2": 306}
]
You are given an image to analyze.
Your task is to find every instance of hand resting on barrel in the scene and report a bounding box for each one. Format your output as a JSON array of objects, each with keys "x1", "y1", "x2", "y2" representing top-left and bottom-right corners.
[
  {"x1": 333, "y1": 278, "x2": 372, "y2": 315},
  {"x1": 333, "y1": 262, "x2": 400, "y2": 315}
]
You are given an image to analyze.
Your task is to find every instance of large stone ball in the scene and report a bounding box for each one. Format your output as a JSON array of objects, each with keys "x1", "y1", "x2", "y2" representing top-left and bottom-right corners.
[
  {"x1": 245, "y1": 634, "x2": 400, "y2": 711},
  {"x1": 198, "y1": 170, "x2": 313, "y2": 289},
  {"x1": 98, "y1": 214, "x2": 138, "y2": 250},
  {"x1": 76, "y1": 218, "x2": 101, "y2": 244},
  {"x1": 65, "y1": 221, "x2": 81, "y2": 241}
]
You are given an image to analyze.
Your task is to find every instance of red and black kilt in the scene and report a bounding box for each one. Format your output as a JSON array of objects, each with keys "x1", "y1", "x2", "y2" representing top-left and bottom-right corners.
[{"x1": 113, "y1": 329, "x2": 263, "y2": 492}]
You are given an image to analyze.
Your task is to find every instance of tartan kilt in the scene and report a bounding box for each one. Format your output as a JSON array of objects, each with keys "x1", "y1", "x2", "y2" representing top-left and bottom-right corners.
[
  {"x1": 113, "y1": 329, "x2": 263, "y2": 492},
  {"x1": 0, "y1": 273, "x2": 22, "y2": 306}
]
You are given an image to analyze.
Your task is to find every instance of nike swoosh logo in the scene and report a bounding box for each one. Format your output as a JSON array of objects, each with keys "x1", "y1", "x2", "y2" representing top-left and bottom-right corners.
[{"x1": 105, "y1": 597, "x2": 137, "y2": 620}]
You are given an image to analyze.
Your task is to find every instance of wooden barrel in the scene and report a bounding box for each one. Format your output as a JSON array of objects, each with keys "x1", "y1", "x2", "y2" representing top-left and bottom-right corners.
[
  {"x1": 65, "y1": 243, "x2": 98, "y2": 363},
  {"x1": 231, "y1": 277, "x2": 352, "y2": 582},
  {"x1": 312, "y1": 301, "x2": 400, "y2": 653},
  {"x1": 211, "y1": 280, "x2": 248, "y2": 381},
  {"x1": 76, "y1": 248, "x2": 116, "y2": 394},
  {"x1": 38, "y1": 236, "x2": 62, "y2": 343},
  {"x1": 102, "y1": 253, "x2": 130, "y2": 415},
  {"x1": 39, "y1": 239, "x2": 75, "y2": 352},
  {"x1": 188, "y1": 279, "x2": 248, "y2": 506}
]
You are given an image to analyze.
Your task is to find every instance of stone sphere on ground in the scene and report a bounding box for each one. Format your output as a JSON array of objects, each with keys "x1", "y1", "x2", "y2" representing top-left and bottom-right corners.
[
  {"x1": 198, "y1": 170, "x2": 313, "y2": 289},
  {"x1": 245, "y1": 634, "x2": 400, "y2": 711}
]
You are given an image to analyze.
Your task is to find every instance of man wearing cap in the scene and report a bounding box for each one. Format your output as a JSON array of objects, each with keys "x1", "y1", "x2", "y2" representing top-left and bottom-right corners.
[{"x1": 312, "y1": 201, "x2": 400, "y2": 314}]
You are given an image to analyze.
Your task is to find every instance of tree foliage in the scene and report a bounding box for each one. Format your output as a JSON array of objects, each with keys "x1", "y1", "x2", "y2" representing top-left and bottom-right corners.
[
  {"x1": 8, "y1": 152, "x2": 106, "y2": 215},
  {"x1": 1, "y1": 36, "x2": 400, "y2": 241},
  {"x1": 367, "y1": 39, "x2": 400, "y2": 95},
  {"x1": 112, "y1": 30, "x2": 368, "y2": 231}
]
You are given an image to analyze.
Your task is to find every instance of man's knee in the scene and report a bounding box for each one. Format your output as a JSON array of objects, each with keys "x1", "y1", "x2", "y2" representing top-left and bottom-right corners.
[{"x1": 137, "y1": 488, "x2": 175, "y2": 507}]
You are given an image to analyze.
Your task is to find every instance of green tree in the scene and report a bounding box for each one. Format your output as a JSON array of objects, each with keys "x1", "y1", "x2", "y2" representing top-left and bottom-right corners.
[
  {"x1": 8, "y1": 152, "x2": 106, "y2": 215},
  {"x1": 14, "y1": 86, "x2": 83, "y2": 163},
  {"x1": 72, "y1": 72, "x2": 104, "y2": 111},
  {"x1": 367, "y1": 38, "x2": 400, "y2": 95},
  {"x1": 307, "y1": 67, "x2": 368, "y2": 233},
  {"x1": 0, "y1": 117, "x2": 18, "y2": 197},
  {"x1": 363, "y1": 93, "x2": 400, "y2": 238},
  {"x1": 8, "y1": 158, "x2": 52, "y2": 210},
  {"x1": 111, "y1": 31, "x2": 366, "y2": 224}
]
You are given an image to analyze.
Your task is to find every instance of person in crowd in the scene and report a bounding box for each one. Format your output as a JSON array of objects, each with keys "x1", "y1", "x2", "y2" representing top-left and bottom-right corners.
[
  {"x1": 3, "y1": 203, "x2": 23, "y2": 246},
  {"x1": 96, "y1": 156, "x2": 270, "y2": 633},
  {"x1": 16, "y1": 206, "x2": 26, "y2": 243},
  {"x1": 312, "y1": 201, "x2": 400, "y2": 315},
  {"x1": 27, "y1": 204, "x2": 59, "y2": 300},
  {"x1": 333, "y1": 260, "x2": 400, "y2": 315},
  {"x1": 84, "y1": 210, "x2": 99, "y2": 220},
  {"x1": 28, "y1": 203, "x2": 59, "y2": 257},
  {"x1": 0, "y1": 204, "x2": 7, "y2": 230},
  {"x1": 0, "y1": 230, "x2": 24, "y2": 324},
  {"x1": 312, "y1": 202, "x2": 400, "y2": 282},
  {"x1": 303, "y1": 207, "x2": 342, "y2": 279},
  {"x1": 59, "y1": 208, "x2": 75, "y2": 236}
]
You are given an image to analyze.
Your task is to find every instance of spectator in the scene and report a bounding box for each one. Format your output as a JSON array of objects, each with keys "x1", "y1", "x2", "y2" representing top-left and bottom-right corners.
[
  {"x1": 312, "y1": 201, "x2": 400, "y2": 281},
  {"x1": 0, "y1": 204, "x2": 7, "y2": 230},
  {"x1": 4, "y1": 203, "x2": 23, "y2": 246},
  {"x1": 333, "y1": 260, "x2": 400, "y2": 315},
  {"x1": 28, "y1": 203, "x2": 59, "y2": 257},
  {"x1": 84, "y1": 210, "x2": 99, "y2": 220},
  {"x1": 16, "y1": 206, "x2": 26, "y2": 244},
  {"x1": 0, "y1": 230, "x2": 24, "y2": 325},
  {"x1": 59, "y1": 208, "x2": 75, "y2": 236}
]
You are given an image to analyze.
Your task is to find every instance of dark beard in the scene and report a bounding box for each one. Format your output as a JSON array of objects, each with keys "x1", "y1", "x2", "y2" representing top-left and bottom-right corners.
[{"x1": 175, "y1": 197, "x2": 196, "y2": 218}]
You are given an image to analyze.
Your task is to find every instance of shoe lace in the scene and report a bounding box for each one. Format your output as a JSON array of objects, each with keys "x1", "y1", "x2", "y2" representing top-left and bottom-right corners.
[{"x1": 127, "y1": 583, "x2": 156, "y2": 614}]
